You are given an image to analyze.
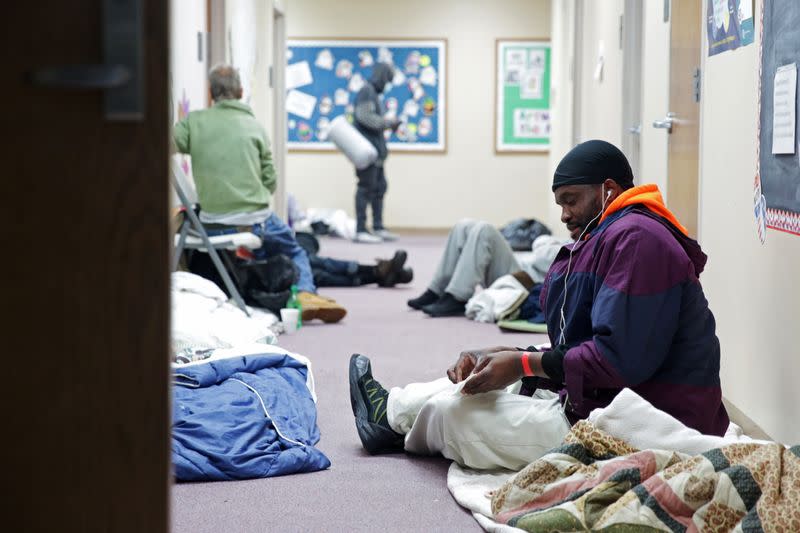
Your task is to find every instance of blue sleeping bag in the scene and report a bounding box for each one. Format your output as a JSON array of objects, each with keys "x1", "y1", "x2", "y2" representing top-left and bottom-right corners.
[{"x1": 172, "y1": 352, "x2": 331, "y2": 481}]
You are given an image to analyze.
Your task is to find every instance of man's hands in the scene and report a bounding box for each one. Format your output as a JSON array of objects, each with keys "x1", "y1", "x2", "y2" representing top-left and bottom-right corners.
[
  {"x1": 461, "y1": 351, "x2": 525, "y2": 395},
  {"x1": 446, "y1": 346, "x2": 517, "y2": 384}
]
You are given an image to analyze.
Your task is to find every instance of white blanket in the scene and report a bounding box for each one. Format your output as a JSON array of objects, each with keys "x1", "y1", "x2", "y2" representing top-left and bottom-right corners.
[
  {"x1": 513, "y1": 235, "x2": 571, "y2": 283},
  {"x1": 447, "y1": 387, "x2": 774, "y2": 531},
  {"x1": 295, "y1": 207, "x2": 357, "y2": 240},
  {"x1": 447, "y1": 464, "x2": 523, "y2": 533},
  {"x1": 587, "y1": 388, "x2": 775, "y2": 454},
  {"x1": 171, "y1": 272, "x2": 278, "y2": 354},
  {"x1": 465, "y1": 274, "x2": 528, "y2": 323}
]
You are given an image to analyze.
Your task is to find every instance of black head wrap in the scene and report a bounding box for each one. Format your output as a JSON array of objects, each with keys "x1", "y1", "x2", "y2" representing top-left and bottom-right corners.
[{"x1": 552, "y1": 140, "x2": 634, "y2": 192}]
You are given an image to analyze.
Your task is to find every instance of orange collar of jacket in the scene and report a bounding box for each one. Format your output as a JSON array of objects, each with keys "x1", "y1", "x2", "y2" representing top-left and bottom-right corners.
[{"x1": 599, "y1": 184, "x2": 688, "y2": 236}]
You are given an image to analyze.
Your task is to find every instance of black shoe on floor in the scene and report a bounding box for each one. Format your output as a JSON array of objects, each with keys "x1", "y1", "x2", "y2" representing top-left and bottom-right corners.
[
  {"x1": 375, "y1": 250, "x2": 408, "y2": 287},
  {"x1": 349, "y1": 354, "x2": 405, "y2": 454},
  {"x1": 421, "y1": 292, "x2": 466, "y2": 317},
  {"x1": 407, "y1": 289, "x2": 439, "y2": 310},
  {"x1": 397, "y1": 267, "x2": 413, "y2": 285}
]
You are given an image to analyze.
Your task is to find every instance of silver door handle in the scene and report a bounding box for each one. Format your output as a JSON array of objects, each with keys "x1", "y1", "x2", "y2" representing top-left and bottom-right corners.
[
  {"x1": 26, "y1": 0, "x2": 142, "y2": 121},
  {"x1": 653, "y1": 112, "x2": 676, "y2": 133},
  {"x1": 28, "y1": 65, "x2": 131, "y2": 89},
  {"x1": 628, "y1": 124, "x2": 642, "y2": 135}
]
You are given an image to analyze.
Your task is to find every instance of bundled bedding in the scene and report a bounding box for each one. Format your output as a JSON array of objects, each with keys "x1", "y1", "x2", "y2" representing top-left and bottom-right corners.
[
  {"x1": 172, "y1": 346, "x2": 330, "y2": 481},
  {"x1": 491, "y1": 421, "x2": 798, "y2": 532},
  {"x1": 448, "y1": 389, "x2": 797, "y2": 532}
]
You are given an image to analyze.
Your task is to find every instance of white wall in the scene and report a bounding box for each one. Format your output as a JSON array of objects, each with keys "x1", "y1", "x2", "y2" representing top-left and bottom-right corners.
[
  {"x1": 225, "y1": 0, "x2": 271, "y2": 124},
  {"x1": 170, "y1": 1, "x2": 208, "y2": 120},
  {"x1": 546, "y1": 0, "x2": 576, "y2": 237},
  {"x1": 169, "y1": 0, "x2": 208, "y2": 201},
  {"x1": 575, "y1": 0, "x2": 625, "y2": 146},
  {"x1": 639, "y1": 0, "x2": 669, "y2": 195},
  {"x1": 698, "y1": 1, "x2": 800, "y2": 444},
  {"x1": 225, "y1": 0, "x2": 287, "y2": 217},
  {"x1": 286, "y1": 0, "x2": 552, "y2": 229}
]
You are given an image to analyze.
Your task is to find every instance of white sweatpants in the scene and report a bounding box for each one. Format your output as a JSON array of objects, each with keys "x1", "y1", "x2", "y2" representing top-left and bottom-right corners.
[{"x1": 386, "y1": 377, "x2": 571, "y2": 471}]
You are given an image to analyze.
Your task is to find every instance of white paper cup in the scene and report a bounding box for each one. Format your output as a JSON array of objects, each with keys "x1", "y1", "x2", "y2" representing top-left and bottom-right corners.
[{"x1": 280, "y1": 308, "x2": 299, "y2": 333}]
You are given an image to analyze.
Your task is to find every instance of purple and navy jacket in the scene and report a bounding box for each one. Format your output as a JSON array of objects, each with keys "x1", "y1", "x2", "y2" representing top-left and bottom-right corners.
[{"x1": 535, "y1": 205, "x2": 729, "y2": 436}]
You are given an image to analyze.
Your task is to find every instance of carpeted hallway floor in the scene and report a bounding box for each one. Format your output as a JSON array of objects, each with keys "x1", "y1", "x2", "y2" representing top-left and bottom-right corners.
[{"x1": 171, "y1": 234, "x2": 548, "y2": 532}]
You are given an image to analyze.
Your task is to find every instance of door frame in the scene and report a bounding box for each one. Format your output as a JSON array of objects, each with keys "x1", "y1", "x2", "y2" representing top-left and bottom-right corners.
[
  {"x1": 571, "y1": 0, "x2": 585, "y2": 146},
  {"x1": 666, "y1": 0, "x2": 703, "y2": 237},
  {"x1": 621, "y1": 0, "x2": 644, "y2": 178},
  {"x1": 272, "y1": 4, "x2": 288, "y2": 221}
]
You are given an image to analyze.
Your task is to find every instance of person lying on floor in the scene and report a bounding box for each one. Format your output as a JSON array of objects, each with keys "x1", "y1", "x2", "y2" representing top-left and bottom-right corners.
[
  {"x1": 350, "y1": 139, "x2": 729, "y2": 470},
  {"x1": 310, "y1": 252, "x2": 413, "y2": 288},
  {"x1": 407, "y1": 222, "x2": 567, "y2": 317},
  {"x1": 294, "y1": 232, "x2": 413, "y2": 288},
  {"x1": 173, "y1": 64, "x2": 346, "y2": 323}
]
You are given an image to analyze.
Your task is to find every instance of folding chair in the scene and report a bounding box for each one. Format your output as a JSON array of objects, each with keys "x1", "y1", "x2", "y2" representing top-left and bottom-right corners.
[{"x1": 171, "y1": 158, "x2": 262, "y2": 316}]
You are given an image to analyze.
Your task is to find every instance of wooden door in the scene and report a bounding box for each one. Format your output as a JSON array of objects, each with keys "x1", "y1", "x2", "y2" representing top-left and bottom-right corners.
[
  {"x1": 667, "y1": 0, "x2": 703, "y2": 237},
  {"x1": 272, "y1": 5, "x2": 288, "y2": 221},
  {"x1": 2, "y1": 1, "x2": 170, "y2": 531}
]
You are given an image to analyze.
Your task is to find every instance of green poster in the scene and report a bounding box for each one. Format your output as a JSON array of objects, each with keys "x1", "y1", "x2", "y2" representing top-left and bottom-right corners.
[{"x1": 495, "y1": 40, "x2": 551, "y2": 152}]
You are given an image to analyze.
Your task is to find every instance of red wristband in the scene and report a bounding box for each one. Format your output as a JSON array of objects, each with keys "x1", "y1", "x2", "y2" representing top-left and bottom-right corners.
[{"x1": 521, "y1": 352, "x2": 534, "y2": 376}]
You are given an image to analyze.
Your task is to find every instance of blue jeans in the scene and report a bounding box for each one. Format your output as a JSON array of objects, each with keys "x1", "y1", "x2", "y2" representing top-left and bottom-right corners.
[
  {"x1": 207, "y1": 213, "x2": 316, "y2": 294},
  {"x1": 309, "y1": 255, "x2": 360, "y2": 287}
]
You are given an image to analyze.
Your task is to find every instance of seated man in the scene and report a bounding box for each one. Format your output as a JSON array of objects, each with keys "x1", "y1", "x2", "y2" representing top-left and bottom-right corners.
[
  {"x1": 174, "y1": 64, "x2": 346, "y2": 322},
  {"x1": 350, "y1": 140, "x2": 729, "y2": 469},
  {"x1": 407, "y1": 222, "x2": 567, "y2": 317}
]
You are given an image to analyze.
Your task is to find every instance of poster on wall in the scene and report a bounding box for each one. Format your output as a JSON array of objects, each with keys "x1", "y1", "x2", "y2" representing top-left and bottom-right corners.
[
  {"x1": 706, "y1": 0, "x2": 755, "y2": 57},
  {"x1": 286, "y1": 38, "x2": 446, "y2": 152},
  {"x1": 495, "y1": 39, "x2": 551, "y2": 153},
  {"x1": 757, "y1": 0, "x2": 800, "y2": 237}
]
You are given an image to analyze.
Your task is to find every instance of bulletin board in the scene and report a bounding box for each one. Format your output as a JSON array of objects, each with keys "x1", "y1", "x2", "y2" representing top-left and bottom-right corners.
[
  {"x1": 286, "y1": 38, "x2": 446, "y2": 152},
  {"x1": 757, "y1": 0, "x2": 800, "y2": 236},
  {"x1": 495, "y1": 39, "x2": 551, "y2": 153}
]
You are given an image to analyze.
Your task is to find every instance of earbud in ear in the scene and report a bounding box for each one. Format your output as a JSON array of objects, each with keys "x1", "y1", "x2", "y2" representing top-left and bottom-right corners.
[{"x1": 606, "y1": 190, "x2": 612, "y2": 198}]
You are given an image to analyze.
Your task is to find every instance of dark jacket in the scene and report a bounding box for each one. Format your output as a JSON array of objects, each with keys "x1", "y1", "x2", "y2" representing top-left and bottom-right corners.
[
  {"x1": 354, "y1": 63, "x2": 394, "y2": 161},
  {"x1": 533, "y1": 185, "x2": 729, "y2": 436}
]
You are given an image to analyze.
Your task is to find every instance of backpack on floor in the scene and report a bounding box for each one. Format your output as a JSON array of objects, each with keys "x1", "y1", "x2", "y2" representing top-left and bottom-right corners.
[
  {"x1": 499, "y1": 218, "x2": 552, "y2": 251},
  {"x1": 188, "y1": 252, "x2": 298, "y2": 315}
]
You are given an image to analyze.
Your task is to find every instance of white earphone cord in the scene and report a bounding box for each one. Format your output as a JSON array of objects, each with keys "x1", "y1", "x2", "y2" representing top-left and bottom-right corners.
[{"x1": 558, "y1": 187, "x2": 611, "y2": 346}]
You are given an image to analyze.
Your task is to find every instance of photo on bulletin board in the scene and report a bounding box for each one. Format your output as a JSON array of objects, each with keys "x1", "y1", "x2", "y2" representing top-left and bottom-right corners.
[
  {"x1": 286, "y1": 38, "x2": 447, "y2": 152},
  {"x1": 706, "y1": 0, "x2": 755, "y2": 57},
  {"x1": 495, "y1": 39, "x2": 551, "y2": 153}
]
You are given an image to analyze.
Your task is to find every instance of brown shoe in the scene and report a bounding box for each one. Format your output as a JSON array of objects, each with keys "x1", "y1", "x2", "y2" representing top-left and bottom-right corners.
[{"x1": 298, "y1": 292, "x2": 347, "y2": 323}]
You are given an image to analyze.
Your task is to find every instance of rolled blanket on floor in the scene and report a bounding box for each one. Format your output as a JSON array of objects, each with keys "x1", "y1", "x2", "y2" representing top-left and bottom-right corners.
[{"x1": 172, "y1": 347, "x2": 330, "y2": 481}]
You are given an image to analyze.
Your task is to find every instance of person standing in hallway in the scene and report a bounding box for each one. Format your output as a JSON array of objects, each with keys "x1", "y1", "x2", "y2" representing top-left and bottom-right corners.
[
  {"x1": 353, "y1": 62, "x2": 401, "y2": 244},
  {"x1": 173, "y1": 64, "x2": 346, "y2": 323}
]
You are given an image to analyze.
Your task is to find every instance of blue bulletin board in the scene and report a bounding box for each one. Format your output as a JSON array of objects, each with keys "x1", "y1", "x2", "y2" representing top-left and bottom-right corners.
[
  {"x1": 286, "y1": 39, "x2": 447, "y2": 152},
  {"x1": 757, "y1": 0, "x2": 800, "y2": 237}
]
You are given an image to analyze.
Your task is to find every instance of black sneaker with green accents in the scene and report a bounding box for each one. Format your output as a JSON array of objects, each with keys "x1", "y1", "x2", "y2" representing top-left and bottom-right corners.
[{"x1": 349, "y1": 353, "x2": 405, "y2": 454}]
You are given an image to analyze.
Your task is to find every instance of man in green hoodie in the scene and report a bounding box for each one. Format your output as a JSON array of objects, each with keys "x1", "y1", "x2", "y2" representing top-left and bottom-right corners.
[{"x1": 173, "y1": 64, "x2": 346, "y2": 323}]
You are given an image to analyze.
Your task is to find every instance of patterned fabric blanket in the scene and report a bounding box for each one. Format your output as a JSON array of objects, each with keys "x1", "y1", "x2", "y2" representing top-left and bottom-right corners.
[{"x1": 491, "y1": 421, "x2": 799, "y2": 532}]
